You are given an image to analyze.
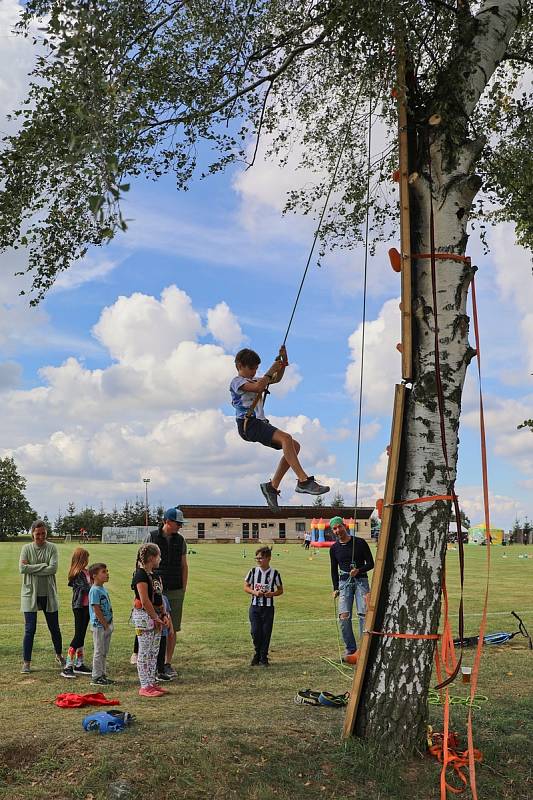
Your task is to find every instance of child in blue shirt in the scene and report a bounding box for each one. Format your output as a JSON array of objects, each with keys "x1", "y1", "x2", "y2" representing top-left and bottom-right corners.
[
  {"x1": 88, "y1": 563, "x2": 115, "y2": 686},
  {"x1": 230, "y1": 346, "x2": 329, "y2": 511}
]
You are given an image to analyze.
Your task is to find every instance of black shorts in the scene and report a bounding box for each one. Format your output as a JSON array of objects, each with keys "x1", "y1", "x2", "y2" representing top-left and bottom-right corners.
[{"x1": 237, "y1": 417, "x2": 282, "y2": 450}]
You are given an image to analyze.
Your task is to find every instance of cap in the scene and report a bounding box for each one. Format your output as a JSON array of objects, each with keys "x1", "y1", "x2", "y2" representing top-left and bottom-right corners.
[
  {"x1": 164, "y1": 507, "x2": 188, "y2": 524},
  {"x1": 329, "y1": 516, "x2": 344, "y2": 529}
]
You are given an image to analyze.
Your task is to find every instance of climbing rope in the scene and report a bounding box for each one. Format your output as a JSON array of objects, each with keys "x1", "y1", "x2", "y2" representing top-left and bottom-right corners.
[
  {"x1": 250, "y1": 93, "x2": 367, "y2": 426},
  {"x1": 281, "y1": 92, "x2": 363, "y2": 348},
  {"x1": 352, "y1": 96, "x2": 373, "y2": 560}
]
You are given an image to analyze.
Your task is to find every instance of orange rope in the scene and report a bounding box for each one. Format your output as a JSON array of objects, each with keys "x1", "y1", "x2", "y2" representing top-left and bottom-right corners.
[
  {"x1": 429, "y1": 739, "x2": 483, "y2": 795},
  {"x1": 386, "y1": 494, "x2": 454, "y2": 507},
  {"x1": 467, "y1": 275, "x2": 492, "y2": 800},
  {"x1": 413, "y1": 252, "x2": 471, "y2": 265}
]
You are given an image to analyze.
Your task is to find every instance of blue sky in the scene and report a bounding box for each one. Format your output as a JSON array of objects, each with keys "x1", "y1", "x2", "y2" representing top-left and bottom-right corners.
[{"x1": 0, "y1": 1, "x2": 532, "y2": 528}]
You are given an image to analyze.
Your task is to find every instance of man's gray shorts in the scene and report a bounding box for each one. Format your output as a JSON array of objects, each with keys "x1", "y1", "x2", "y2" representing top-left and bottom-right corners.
[{"x1": 165, "y1": 588, "x2": 185, "y2": 632}]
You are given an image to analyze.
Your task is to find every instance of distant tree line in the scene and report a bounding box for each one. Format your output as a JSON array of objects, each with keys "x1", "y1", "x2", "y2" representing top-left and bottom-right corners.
[
  {"x1": 0, "y1": 455, "x2": 164, "y2": 539},
  {"x1": 0, "y1": 457, "x2": 38, "y2": 539},
  {"x1": 511, "y1": 518, "x2": 532, "y2": 545},
  {"x1": 52, "y1": 499, "x2": 165, "y2": 539}
]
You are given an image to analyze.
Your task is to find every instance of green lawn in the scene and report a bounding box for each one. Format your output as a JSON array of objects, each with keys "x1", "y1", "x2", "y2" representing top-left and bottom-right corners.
[{"x1": 0, "y1": 541, "x2": 531, "y2": 800}]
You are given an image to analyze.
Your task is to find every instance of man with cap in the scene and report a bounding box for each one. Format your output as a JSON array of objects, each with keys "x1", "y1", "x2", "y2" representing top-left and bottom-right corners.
[
  {"x1": 145, "y1": 507, "x2": 188, "y2": 676},
  {"x1": 329, "y1": 516, "x2": 374, "y2": 658}
]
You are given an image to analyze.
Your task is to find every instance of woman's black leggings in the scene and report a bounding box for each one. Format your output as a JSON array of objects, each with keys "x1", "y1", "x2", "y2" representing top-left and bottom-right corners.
[{"x1": 69, "y1": 606, "x2": 90, "y2": 650}]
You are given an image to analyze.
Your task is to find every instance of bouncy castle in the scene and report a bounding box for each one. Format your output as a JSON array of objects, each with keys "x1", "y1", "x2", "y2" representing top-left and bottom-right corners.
[{"x1": 309, "y1": 517, "x2": 356, "y2": 547}]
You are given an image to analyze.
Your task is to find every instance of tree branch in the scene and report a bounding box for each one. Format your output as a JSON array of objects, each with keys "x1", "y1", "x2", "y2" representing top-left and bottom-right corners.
[
  {"x1": 246, "y1": 80, "x2": 272, "y2": 169},
  {"x1": 424, "y1": 0, "x2": 460, "y2": 13},
  {"x1": 503, "y1": 50, "x2": 533, "y2": 65},
  {"x1": 138, "y1": 28, "x2": 330, "y2": 133}
]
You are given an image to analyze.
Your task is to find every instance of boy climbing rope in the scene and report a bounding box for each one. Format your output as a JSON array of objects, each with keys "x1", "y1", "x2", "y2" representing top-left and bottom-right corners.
[{"x1": 230, "y1": 346, "x2": 329, "y2": 511}]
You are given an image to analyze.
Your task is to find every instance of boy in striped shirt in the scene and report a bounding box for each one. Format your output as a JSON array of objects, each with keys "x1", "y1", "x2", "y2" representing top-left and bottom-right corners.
[{"x1": 244, "y1": 547, "x2": 283, "y2": 667}]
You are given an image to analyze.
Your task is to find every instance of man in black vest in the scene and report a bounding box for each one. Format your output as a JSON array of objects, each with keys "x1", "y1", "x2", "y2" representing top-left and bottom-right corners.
[{"x1": 148, "y1": 507, "x2": 188, "y2": 672}]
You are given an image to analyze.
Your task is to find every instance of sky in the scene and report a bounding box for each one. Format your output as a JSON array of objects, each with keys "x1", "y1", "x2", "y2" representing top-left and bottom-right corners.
[{"x1": 0, "y1": 1, "x2": 531, "y2": 529}]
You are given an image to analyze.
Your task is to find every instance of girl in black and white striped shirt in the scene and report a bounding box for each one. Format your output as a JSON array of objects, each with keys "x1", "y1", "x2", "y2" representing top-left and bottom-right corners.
[{"x1": 244, "y1": 547, "x2": 283, "y2": 667}]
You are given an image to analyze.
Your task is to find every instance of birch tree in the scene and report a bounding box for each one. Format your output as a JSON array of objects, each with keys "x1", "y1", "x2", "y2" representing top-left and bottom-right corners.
[{"x1": 0, "y1": 0, "x2": 531, "y2": 751}]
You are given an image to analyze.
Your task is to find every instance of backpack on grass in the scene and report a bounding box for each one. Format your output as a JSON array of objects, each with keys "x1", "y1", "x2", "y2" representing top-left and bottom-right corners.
[{"x1": 82, "y1": 710, "x2": 135, "y2": 734}]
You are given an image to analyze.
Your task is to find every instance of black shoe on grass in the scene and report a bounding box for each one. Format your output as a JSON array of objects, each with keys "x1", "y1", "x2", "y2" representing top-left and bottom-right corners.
[
  {"x1": 61, "y1": 665, "x2": 76, "y2": 679},
  {"x1": 73, "y1": 663, "x2": 91, "y2": 675}
]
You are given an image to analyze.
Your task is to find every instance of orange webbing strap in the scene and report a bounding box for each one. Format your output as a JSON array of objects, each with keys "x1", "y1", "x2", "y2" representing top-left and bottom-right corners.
[
  {"x1": 244, "y1": 381, "x2": 271, "y2": 431},
  {"x1": 430, "y1": 735, "x2": 483, "y2": 795},
  {"x1": 440, "y1": 574, "x2": 458, "y2": 678},
  {"x1": 413, "y1": 252, "x2": 471, "y2": 265},
  {"x1": 386, "y1": 494, "x2": 453, "y2": 507},
  {"x1": 434, "y1": 570, "x2": 458, "y2": 701},
  {"x1": 467, "y1": 275, "x2": 492, "y2": 800}
]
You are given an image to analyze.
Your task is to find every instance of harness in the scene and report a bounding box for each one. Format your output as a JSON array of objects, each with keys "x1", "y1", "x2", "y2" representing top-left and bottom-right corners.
[
  {"x1": 294, "y1": 689, "x2": 350, "y2": 708},
  {"x1": 243, "y1": 351, "x2": 288, "y2": 434}
]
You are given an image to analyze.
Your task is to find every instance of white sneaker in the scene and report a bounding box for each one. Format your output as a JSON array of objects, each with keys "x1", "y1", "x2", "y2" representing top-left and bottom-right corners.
[{"x1": 130, "y1": 653, "x2": 138, "y2": 665}]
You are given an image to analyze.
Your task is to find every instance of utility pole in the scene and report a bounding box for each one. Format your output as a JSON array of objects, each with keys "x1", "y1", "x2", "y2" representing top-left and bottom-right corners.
[{"x1": 143, "y1": 478, "x2": 150, "y2": 527}]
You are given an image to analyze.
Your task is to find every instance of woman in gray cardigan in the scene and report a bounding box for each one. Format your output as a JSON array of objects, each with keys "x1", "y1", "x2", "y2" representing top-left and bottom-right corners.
[{"x1": 19, "y1": 520, "x2": 64, "y2": 673}]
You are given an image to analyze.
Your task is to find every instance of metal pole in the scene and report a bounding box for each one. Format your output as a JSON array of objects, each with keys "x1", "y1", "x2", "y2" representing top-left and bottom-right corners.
[{"x1": 143, "y1": 478, "x2": 150, "y2": 527}]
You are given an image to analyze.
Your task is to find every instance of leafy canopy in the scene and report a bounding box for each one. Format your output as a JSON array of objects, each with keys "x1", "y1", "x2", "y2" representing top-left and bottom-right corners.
[
  {"x1": 0, "y1": 456, "x2": 37, "y2": 537},
  {"x1": 0, "y1": 0, "x2": 531, "y2": 302}
]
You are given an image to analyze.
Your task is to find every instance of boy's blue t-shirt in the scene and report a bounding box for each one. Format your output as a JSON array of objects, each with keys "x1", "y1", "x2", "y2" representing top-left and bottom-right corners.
[
  {"x1": 89, "y1": 585, "x2": 113, "y2": 627},
  {"x1": 230, "y1": 375, "x2": 266, "y2": 420}
]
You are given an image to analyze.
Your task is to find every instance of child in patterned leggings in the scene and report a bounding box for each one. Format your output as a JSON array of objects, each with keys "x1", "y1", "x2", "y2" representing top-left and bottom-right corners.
[{"x1": 131, "y1": 544, "x2": 169, "y2": 698}]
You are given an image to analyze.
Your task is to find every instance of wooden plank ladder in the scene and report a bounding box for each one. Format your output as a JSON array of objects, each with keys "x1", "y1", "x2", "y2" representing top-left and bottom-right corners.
[
  {"x1": 397, "y1": 42, "x2": 414, "y2": 382},
  {"x1": 342, "y1": 383, "x2": 407, "y2": 738}
]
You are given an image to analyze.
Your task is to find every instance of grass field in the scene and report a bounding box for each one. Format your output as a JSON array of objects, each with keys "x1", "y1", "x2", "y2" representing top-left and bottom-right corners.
[{"x1": 0, "y1": 541, "x2": 532, "y2": 800}]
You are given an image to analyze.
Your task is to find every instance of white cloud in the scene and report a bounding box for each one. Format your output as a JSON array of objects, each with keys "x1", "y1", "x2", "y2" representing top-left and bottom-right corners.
[
  {"x1": 457, "y1": 485, "x2": 525, "y2": 528},
  {"x1": 206, "y1": 301, "x2": 244, "y2": 350},
  {"x1": 368, "y1": 449, "x2": 389, "y2": 482},
  {"x1": 93, "y1": 285, "x2": 203, "y2": 367},
  {"x1": 346, "y1": 297, "x2": 401, "y2": 415},
  {"x1": 0, "y1": 284, "x2": 314, "y2": 512},
  {"x1": 0, "y1": 361, "x2": 21, "y2": 390},
  {"x1": 0, "y1": 2, "x2": 39, "y2": 127},
  {"x1": 462, "y1": 394, "x2": 533, "y2": 481},
  {"x1": 53, "y1": 256, "x2": 121, "y2": 291},
  {"x1": 491, "y1": 224, "x2": 533, "y2": 373},
  {"x1": 5, "y1": 408, "x2": 336, "y2": 512}
]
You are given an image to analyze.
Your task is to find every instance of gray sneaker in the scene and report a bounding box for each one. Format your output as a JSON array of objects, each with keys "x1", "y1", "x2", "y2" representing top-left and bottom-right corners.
[
  {"x1": 163, "y1": 663, "x2": 177, "y2": 679},
  {"x1": 55, "y1": 654, "x2": 66, "y2": 667},
  {"x1": 260, "y1": 481, "x2": 280, "y2": 511},
  {"x1": 295, "y1": 476, "x2": 330, "y2": 495},
  {"x1": 21, "y1": 662, "x2": 31, "y2": 674}
]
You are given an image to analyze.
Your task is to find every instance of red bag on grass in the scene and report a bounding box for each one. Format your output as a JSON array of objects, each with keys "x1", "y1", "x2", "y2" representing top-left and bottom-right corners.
[{"x1": 55, "y1": 692, "x2": 120, "y2": 708}]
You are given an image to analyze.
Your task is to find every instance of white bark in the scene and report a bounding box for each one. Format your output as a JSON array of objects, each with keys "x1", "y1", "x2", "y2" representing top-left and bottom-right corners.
[
  {"x1": 459, "y1": 0, "x2": 525, "y2": 118},
  {"x1": 355, "y1": 0, "x2": 524, "y2": 749}
]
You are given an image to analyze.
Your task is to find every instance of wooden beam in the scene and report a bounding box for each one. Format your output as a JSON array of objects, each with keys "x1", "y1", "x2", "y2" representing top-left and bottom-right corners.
[
  {"x1": 397, "y1": 45, "x2": 414, "y2": 382},
  {"x1": 342, "y1": 383, "x2": 407, "y2": 738}
]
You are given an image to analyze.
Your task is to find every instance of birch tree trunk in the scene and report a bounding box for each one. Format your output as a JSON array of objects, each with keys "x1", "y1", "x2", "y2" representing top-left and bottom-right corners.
[{"x1": 355, "y1": 0, "x2": 524, "y2": 750}]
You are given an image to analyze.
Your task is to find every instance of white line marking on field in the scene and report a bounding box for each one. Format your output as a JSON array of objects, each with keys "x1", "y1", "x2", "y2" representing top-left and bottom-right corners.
[{"x1": 0, "y1": 609, "x2": 532, "y2": 628}]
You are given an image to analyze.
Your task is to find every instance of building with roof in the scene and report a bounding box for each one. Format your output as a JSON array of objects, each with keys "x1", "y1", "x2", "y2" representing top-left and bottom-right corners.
[{"x1": 179, "y1": 504, "x2": 374, "y2": 543}]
